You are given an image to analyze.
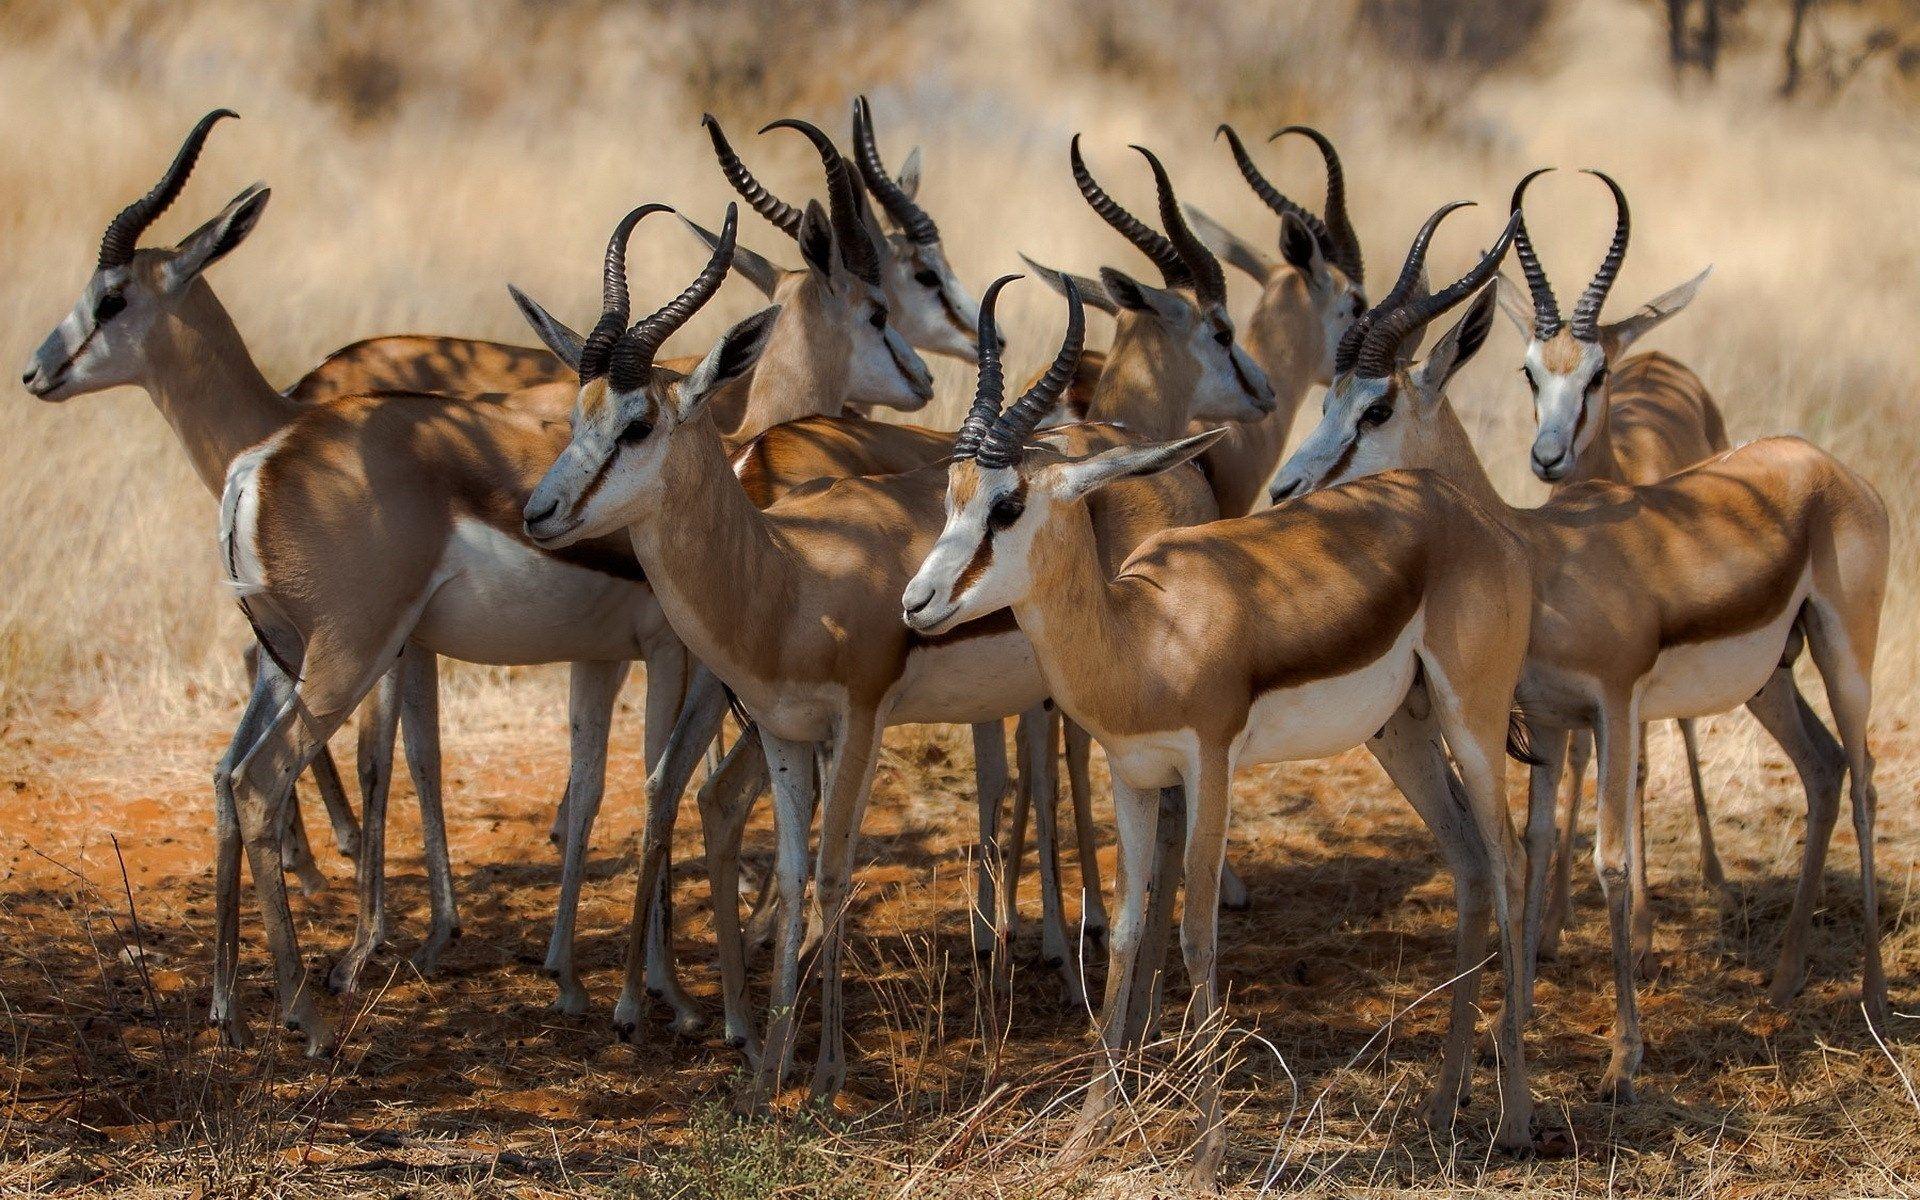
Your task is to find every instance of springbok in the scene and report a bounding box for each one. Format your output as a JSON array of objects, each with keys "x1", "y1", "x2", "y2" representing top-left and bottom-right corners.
[
  {"x1": 286, "y1": 96, "x2": 982, "y2": 410},
  {"x1": 518, "y1": 183, "x2": 1260, "y2": 1101},
  {"x1": 1497, "y1": 170, "x2": 1829, "y2": 968},
  {"x1": 1272, "y1": 202, "x2": 1890, "y2": 1103},
  {"x1": 901, "y1": 233, "x2": 1541, "y2": 1180},
  {"x1": 19, "y1": 111, "x2": 368, "y2": 890}
]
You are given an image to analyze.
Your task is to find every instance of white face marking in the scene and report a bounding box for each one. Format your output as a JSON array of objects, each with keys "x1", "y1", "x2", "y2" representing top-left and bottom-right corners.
[
  {"x1": 1270, "y1": 374, "x2": 1403, "y2": 499},
  {"x1": 1523, "y1": 338, "x2": 1608, "y2": 481},
  {"x1": 22, "y1": 263, "x2": 152, "y2": 400},
  {"x1": 903, "y1": 465, "x2": 1045, "y2": 635},
  {"x1": 524, "y1": 379, "x2": 668, "y2": 548},
  {"x1": 1185, "y1": 306, "x2": 1276, "y2": 425},
  {"x1": 841, "y1": 277, "x2": 936, "y2": 412},
  {"x1": 882, "y1": 238, "x2": 982, "y2": 363}
]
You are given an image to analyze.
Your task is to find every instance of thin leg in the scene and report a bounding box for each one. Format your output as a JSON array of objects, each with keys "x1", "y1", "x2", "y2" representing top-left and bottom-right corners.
[
  {"x1": 1746, "y1": 670, "x2": 1845, "y2": 1007},
  {"x1": 328, "y1": 660, "x2": 402, "y2": 995},
  {"x1": 1593, "y1": 697, "x2": 1644, "y2": 1103},
  {"x1": 1063, "y1": 718, "x2": 1110, "y2": 941},
  {"x1": 306, "y1": 747, "x2": 361, "y2": 860},
  {"x1": 752, "y1": 732, "x2": 819, "y2": 1106},
  {"x1": 400, "y1": 646, "x2": 460, "y2": 974},
  {"x1": 1127, "y1": 787, "x2": 1183, "y2": 1047},
  {"x1": 545, "y1": 660, "x2": 630, "y2": 1016},
  {"x1": 697, "y1": 724, "x2": 770, "y2": 1064},
  {"x1": 1539, "y1": 729, "x2": 1588, "y2": 961},
  {"x1": 1676, "y1": 719, "x2": 1725, "y2": 890},
  {"x1": 1520, "y1": 732, "x2": 1571, "y2": 1011},
  {"x1": 279, "y1": 793, "x2": 328, "y2": 897},
  {"x1": 969, "y1": 721, "x2": 1010, "y2": 960},
  {"x1": 1630, "y1": 724, "x2": 1655, "y2": 974},
  {"x1": 1177, "y1": 751, "x2": 1234, "y2": 1188},
  {"x1": 639, "y1": 643, "x2": 699, "y2": 1034},
  {"x1": 1069, "y1": 780, "x2": 1159, "y2": 1148},
  {"x1": 809, "y1": 713, "x2": 884, "y2": 1101},
  {"x1": 1021, "y1": 707, "x2": 1081, "y2": 1005}
]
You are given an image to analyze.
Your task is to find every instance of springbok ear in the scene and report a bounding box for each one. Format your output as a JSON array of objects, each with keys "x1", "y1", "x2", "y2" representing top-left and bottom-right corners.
[
  {"x1": 1605, "y1": 265, "x2": 1711, "y2": 354},
  {"x1": 160, "y1": 185, "x2": 270, "y2": 292},
  {"x1": 682, "y1": 215, "x2": 781, "y2": 299},
  {"x1": 896, "y1": 146, "x2": 923, "y2": 200},
  {"x1": 507, "y1": 284, "x2": 586, "y2": 372},
  {"x1": 1277, "y1": 213, "x2": 1325, "y2": 279},
  {"x1": 1493, "y1": 273, "x2": 1536, "y2": 340},
  {"x1": 1098, "y1": 266, "x2": 1188, "y2": 321},
  {"x1": 1413, "y1": 286, "x2": 1498, "y2": 404},
  {"x1": 679, "y1": 305, "x2": 780, "y2": 417},
  {"x1": 1019, "y1": 254, "x2": 1118, "y2": 315},
  {"x1": 1183, "y1": 202, "x2": 1275, "y2": 283},
  {"x1": 1053, "y1": 427, "x2": 1229, "y2": 503},
  {"x1": 797, "y1": 200, "x2": 835, "y2": 278}
]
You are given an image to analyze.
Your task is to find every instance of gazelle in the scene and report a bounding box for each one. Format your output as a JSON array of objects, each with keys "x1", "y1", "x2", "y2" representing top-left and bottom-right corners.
[
  {"x1": 519, "y1": 186, "x2": 1256, "y2": 1100},
  {"x1": 1273, "y1": 202, "x2": 1890, "y2": 1102},
  {"x1": 902, "y1": 234, "x2": 1541, "y2": 1179},
  {"x1": 1184, "y1": 123, "x2": 1369, "y2": 515},
  {"x1": 19, "y1": 111, "x2": 368, "y2": 890},
  {"x1": 285, "y1": 96, "x2": 982, "y2": 410},
  {"x1": 1497, "y1": 170, "x2": 1827, "y2": 967}
]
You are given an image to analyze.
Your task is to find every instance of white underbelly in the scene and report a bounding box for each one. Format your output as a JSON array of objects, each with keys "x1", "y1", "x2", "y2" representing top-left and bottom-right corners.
[
  {"x1": 413, "y1": 518, "x2": 658, "y2": 664},
  {"x1": 887, "y1": 631, "x2": 1046, "y2": 726},
  {"x1": 1236, "y1": 612, "x2": 1423, "y2": 766},
  {"x1": 1640, "y1": 574, "x2": 1808, "y2": 721}
]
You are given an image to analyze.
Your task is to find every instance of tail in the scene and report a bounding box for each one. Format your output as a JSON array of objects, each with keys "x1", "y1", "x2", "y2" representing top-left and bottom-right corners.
[
  {"x1": 220, "y1": 440, "x2": 303, "y2": 683},
  {"x1": 1505, "y1": 707, "x2": 1543, "y2": 766},
  {"x1": 724, "y1": 682, "x2": 751, "y2": 729}
]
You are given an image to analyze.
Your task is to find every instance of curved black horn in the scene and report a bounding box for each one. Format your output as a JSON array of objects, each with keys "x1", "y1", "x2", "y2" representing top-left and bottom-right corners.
[
  {"x1": 1511, "y1": 168, "x2": 1563, "y2": 339},
  {"x1": 703, "y1": 114, "x2": 801, "y2": 238},
  {"x1": 852, "y1": 96, "x2": 938, "y2": 245},
  {"x1": 979, "y1": 279, "x2": 1085, "y2": 469},
  {"x1": 1272, "y1": 125, "x2": 1363, "y2": 284},
  {"x1": 1070, "y1": 135, "x2": 1191, "y2": 290},
  {"x1": 1335, "y1": 200, "x2": 1471, "y2": 375},
  {"x1": 1355, "y1": 208, "x2": 1519, "y2": 379},
  {"x1": 610, "y1": 204, "x2": 737, "y2": 391},
  {"x1": 100, "y1": 109, "x2": 238, "y2": 269},
  {"x1": 1215, "y1": 124, "x2": 1335, "y2": 263},
  {"x1": 580, "y1": 204, "x2": 672, "y2": 382},
  {"x1": 1131, "y1": 144, "x2": 1226, "y2": 308},
  {"x1": 1571, "y1": 169, "x2": 1629, "y2": 342},
  {"x1": 762, "y1": 118, "x2": 881, "y2": 285},
  {"x1": 953, "y1": 274, "x2": 1019, "y2": 461}
]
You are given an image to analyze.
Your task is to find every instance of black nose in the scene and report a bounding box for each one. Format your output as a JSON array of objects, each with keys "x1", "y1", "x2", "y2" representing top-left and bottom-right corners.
[
  {"x1": 1270, "y1": 479, "x2": 1303, "y2": 504},
  {"x1": 21, "y1": 368, "x2": 35, "y2": 386},
  {"x1": 1532, "y1": 450, "x2": 1568, "y2": 481},
  {"x1": 524, "y1": 496, "x2": 559, "y2": 526},
  {"x1": 903, "y1": 592, "x2": 930, "y2": 615}
]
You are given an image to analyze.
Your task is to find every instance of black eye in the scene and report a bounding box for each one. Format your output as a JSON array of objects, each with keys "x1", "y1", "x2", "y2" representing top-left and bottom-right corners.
[
  {"x1": 913, "y1": 269, "x2": 940, "y2": 288},
  {"x1": 870, "y1": 305, "x2": 888, "y2": 330},
  {"x1": 93, "y1": 291, "x2": 126, "y2": 322},
  {"x1": 617, "y1": 419, "x2": 652, "y2": 445},
  {"x1": 1359, "y1": 401, "x2": 1393, "y2": 428},
  {"x1": 988, "y1": 494, "x2": 1025, "y2": 530},
  {"x1": 1587, "y1": 366, "x2": 1609, "y2": 393},
  {"x1": 1213, "y1": 327, "x2": 1233, "y2": 347}
]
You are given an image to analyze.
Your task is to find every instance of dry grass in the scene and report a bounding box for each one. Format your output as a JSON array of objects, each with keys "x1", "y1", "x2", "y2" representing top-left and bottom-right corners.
[{"x1": 2, "y1": 0, "x2": 1919, "y2": 1194}]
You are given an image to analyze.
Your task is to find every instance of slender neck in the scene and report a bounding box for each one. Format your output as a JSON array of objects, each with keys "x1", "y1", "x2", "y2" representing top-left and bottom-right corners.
[
  {"x1": 1410, "y1": 395, "x2": 1512, "y2": 519},
  {"x1": 1013, "y1": 503, "x2": 1155, "y2": 735},
  {"x1": 140, "y1": 279, "x2": 296, "y2": 493},
  {"x1": 626, "y1": 414, "x2": 796, "y2": 679},
  {"x1": 733, "y1": 296, "x2": 848, "y2": 441},
  {"x1": 1084, "y1": 320, "x2": 1192, "y2": 442}
]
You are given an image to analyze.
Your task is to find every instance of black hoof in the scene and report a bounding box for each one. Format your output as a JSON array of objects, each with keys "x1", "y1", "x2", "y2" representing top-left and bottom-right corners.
[{"x1": 613, "y1": 1021, "x2": 637, "y2": 1044}]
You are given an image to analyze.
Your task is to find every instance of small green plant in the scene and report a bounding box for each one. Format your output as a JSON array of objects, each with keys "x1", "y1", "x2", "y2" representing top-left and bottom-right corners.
[{"x1": 624, "y1": 1102, "x2": 867, "y2": 1200}]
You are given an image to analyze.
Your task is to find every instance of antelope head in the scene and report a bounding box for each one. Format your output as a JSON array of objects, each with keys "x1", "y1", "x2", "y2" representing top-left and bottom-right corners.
[
  {"x1": 1023, "y1": 138, "x2": 1276, "y2": 428},
  {"x1": 849, "y1": 95, "x2": 986, "y2": 361},
  {"x1": 1188, "y1": 124, "x2": 1368, "y2": 386},
  {"x1": 22, "y1": 109, "x2": 270, "y2": 402},
  {"x1": 699, "y1": 115, "x2": 934, "y2": 412},
  {"x1": 1497, "y1": 169, "x2": 1711, "y2": 481},
  {"x1": 1271, "y1": 203, "x2": 1519, "y2": 500},
  {"x1": 518, "y1": 204, "x2": 778, "y2": 548},
  {"x1": 903, "y1": 275, "x2": 1223, "y2": 634}
]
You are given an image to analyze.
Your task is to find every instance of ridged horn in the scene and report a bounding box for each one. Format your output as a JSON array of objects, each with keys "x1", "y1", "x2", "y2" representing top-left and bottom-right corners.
[
  {"x1": 952, "y1": 274, "x2": 1018, "y2": 461},
  {"x1": 1272, "y1": 125, "x2": 1363, "y2": 284},
  {"x1": 1510, "y1": 167, "x2": 1562, "y2": 340},
  {"x1": 1354, "y1": 208, "x2": 1520, "y2": 379},
  {"x1": 761, "y1": 118, "x2": 881, "y2": 285},
  {"x1": 703, "y1": 114, "x2": 801, "y2": 238},
  {"x1": 978, "y1": 279, "x2": 1085, "y2": 469},
  {"x1": 852, "y1": 95, "x2": 938, "y2": 245},
  {"x1": 1131, "y1": 144, "x2": 1226, "y2": 308},
  {"x1": 1215, "y1": 124, "x2": 1335, "y2": 263},
  {"x1": 1070, "y1": 134, "x2": 1190, "y2": 290},
  {"x1": 99, "y1": 109, "x2": 238, "y2": 269},
  {"x1": 1335, "y1": 200, "x2": 1471, "y2": 375},
  {"x1": 579, "y1": 204, "x2": 670, "y2": 382},
  {"x1": 609, "y1": 204, "x2": 737, "y2": 391},
  {"x1": 1571, "y1": 169, "x2": 1629, "y2": 342}
]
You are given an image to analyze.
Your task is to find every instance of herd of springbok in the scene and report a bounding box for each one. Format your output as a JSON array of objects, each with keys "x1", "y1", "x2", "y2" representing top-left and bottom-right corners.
[{"x1": 22, "y1": 102, "x2": 1889, "y2": 1183}]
